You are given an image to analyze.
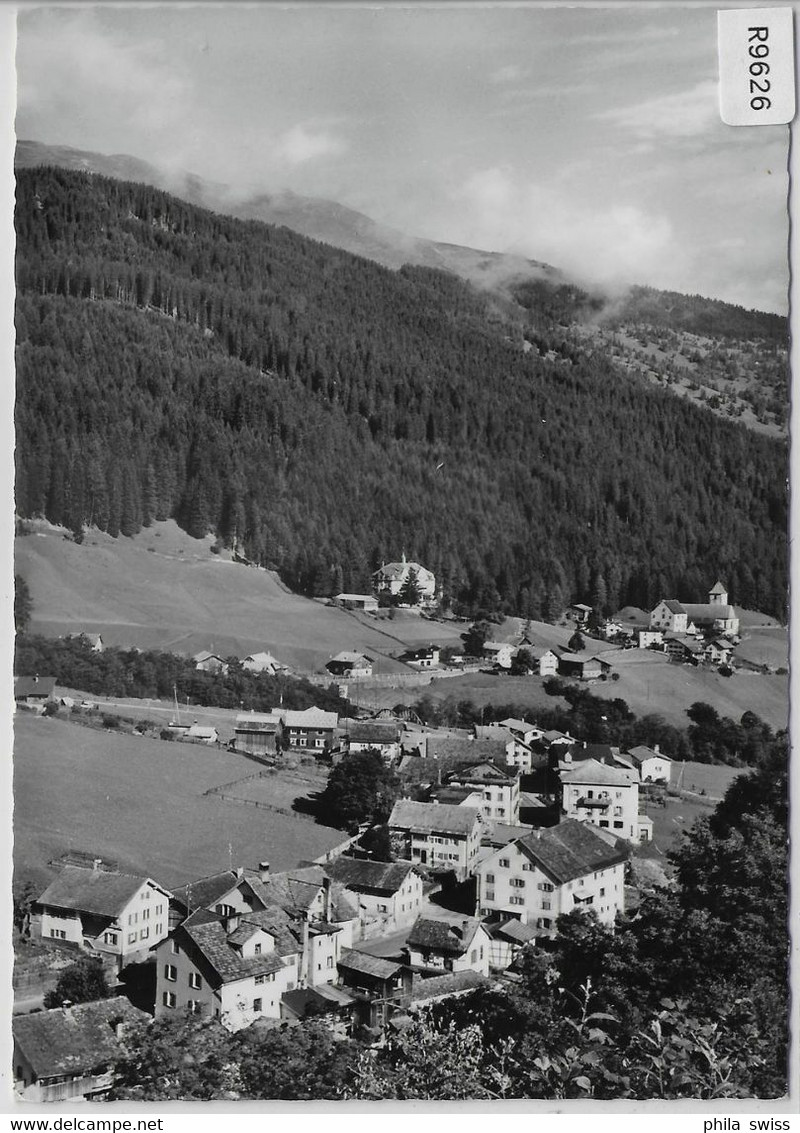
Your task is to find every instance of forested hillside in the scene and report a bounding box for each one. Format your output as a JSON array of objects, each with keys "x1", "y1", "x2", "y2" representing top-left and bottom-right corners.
[{"x1": 14, "y1": 168, "x2": 788, "y2": 618}]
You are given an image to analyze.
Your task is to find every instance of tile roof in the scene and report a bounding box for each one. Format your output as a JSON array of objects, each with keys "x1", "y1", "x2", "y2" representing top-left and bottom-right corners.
[
  {"x1": 491, "y1": 919, "x2": 538, "y2": 944},
  {"x1": 410, "y1": 970, "x2": 487, "y2": 1003},
  {"x1": 406, "y1": 916, "x2": 483, "y2": 956},
  {"x1": 172, "y1": 869, "x2": 242, "y2": 913},
  {"x1": 662, "y1": 600, "x2": 686, "y2": 614},
  {"x1": 483, "y1": 823, "x2": 534, "y2": 846},
  {"x1": 517, "y1": 819, "x2": 629, "y2": 884},
  {"x1": 338, "y1": 948, "x2": 405, "y2": 980},
  {"x1": 345, "y1": 722, "x2": 400, "y2": 744},
  {"x1": 682, "y1": 603, "x2": 736, "y2": 621},
  {"x1": 389, "y1": 800, "x2": 481, "y2": 836},
  {"x1": 323, "y1": 857, "x2": 414, "y2": 895},
  {"x1": 626, "y1": 745, "x2": 672, "y2": 764},
  {"x1": 559, "y1": 759, "x2": 637, "y2": 786},
  {"x1": 37, "y1": 867, "x2": 163, "y2": 918},
  {"x1": 426, "y1": 737, "x2": 508, "y2": 762},
  {"x1": 431, "y1": 786, "x2": 480, "y2": 806},
  {"x1": 13, "y1": 997, "x2": 147, "y2": 1080},
  {"x1": 14, "y1": 676, "x2": 56, "y2": 698},
  {"x1": 498, "y1": 718, "x2": 538, "y2": 734},
  {"x1": 329, "y1": 652, "x2": 371, "y2": 665},
  {"x1": 181, "y1": 917, "x2": 288, "y2": 985}
]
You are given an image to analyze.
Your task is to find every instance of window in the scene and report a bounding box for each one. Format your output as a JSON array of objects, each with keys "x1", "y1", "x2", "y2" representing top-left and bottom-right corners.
[
  {"x1": 254, "y1": 943, "x2": 262, "y2": 955},
  {"x1": 522, "y1": 863, "x2": 534, "y2": 872},
  {"x1": 600, "y1": 888, "x2": 606, "y2": 897},
  {"x1": 171, "y1": 939, "x2": 179, "y2": 954},
  {"x1": 253, "y1": 999, "x2": 262, "y2": 1012},
  {"x1": 187, "y1": 1000, "x2": 202, "y2": 1015},
  {"x1": 103, "y1": 931, "x2": 118, "y2": 945},
  {"x1": 485, "y1": 890, "x2": 495, "y2": 902},
  {"x1": 162, "y1": 991, "x2": 176, "y2": 1009},
  {"x1": 499, "y1": 858, "x2": 510, "y2": 868},
  {"x1": 156, "y1": 904, "x2": 162, "y2": 915},
  {"x1": 128, "y1": 933, "x2": 136, "y2": 945},
  {"x1": 613, "y1": 821, "x2": 623, "y2": 830},
  {"x1": 327, "y1": 956, "x2": 334, "y2": 968},
  {"x1": 578, "y1": 878, "x2": 585, "y2": 887},
  {"x1": 471, "y1": 949, "x2": 477, "y2": 963},
  {"x1": 542, "y1": 900, "x2": 551, "y2": 910},
  {"x1": 377, "y1": 903, "x2": 388, "y2": 913},
  {"x1": 509, "y1": 896, "x2": 524, "y2": 906},
  {"x1": 599, "y1": 820, "x2": 609, "y2": 828},
  {"x1": 128, "y1": 915, "x2": 133, "y2": 926},
  {"x1": 156, "y1": 924, "x2": 162, "y2": 935},
  {"x1": 540, "y1": 918, "x2": 552, "y2": 929},
  {"x1": 142, "y1": 907, "x2": 150, "y2": 921},
  {"x1": 140, "y1": 927, "x2": 149, "y2": 940},
  {"x1": 510, "y1": 878, "x2": 525, "y2": 888},
  {"x1": 537, "y1": 882, "x2": 554, "y2": 893},
  {"x1": 164, "y1": 964, "x2": 177, "y2": 981},
  {"x1": 189, "y1": 972, "x2": 202, "y2": 990},
  {"x1": 484, "y1": 873, "x2": 495, "y2": 884},
  {"x1": 50, "y1": 929, "x2": 67, "y2": 940},
  {"x1": 613, "y1": 806, "x2": 622, "y2": 817}
]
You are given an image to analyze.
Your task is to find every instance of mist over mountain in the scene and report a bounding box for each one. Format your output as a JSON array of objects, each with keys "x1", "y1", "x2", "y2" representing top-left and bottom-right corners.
[{"x1": 13, "y1": 165, "x2": 788, "y2": 620}]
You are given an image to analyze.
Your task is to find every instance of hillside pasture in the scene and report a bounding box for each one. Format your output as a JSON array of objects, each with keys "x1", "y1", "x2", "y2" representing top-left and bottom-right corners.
[
  {"x1": 16, "y1": 521, "x2": 460, "y2": 673},
  {"x1": 13, "y1": 714, "x2": 347, "y2": 892}
]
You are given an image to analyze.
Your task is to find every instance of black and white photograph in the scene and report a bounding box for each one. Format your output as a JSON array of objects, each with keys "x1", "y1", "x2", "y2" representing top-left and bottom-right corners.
[{"x1": 6, "y1": 1, "x2": 793, "y2": 1111}]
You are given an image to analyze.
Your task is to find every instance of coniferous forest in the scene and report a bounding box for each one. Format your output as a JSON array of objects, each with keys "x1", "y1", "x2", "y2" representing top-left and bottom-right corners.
[{"x1": 14, "y1": 167, "x2": 788, "y2": 617}]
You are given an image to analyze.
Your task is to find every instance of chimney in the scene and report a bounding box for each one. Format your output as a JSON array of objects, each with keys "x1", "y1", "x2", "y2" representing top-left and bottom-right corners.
[
  {"x1": 235, "y1": 866, "x2": 244, "y2": 878},
  {"x1": 225, "y1": 913, "x2": 240, "y2": 934},
  {"x1": 323, "y1": 876, "x2": 333, "y2": 922},
  {"x1": 300, "y1": 914, "x2": 310, "y2": 986},
  {"x1": 654, "y1": 744, "x2": 660, "y2": 754},
  {"x1": 92, "y1": 858, "x2": 102, "y2": 873},
  {"x1": 259, "y1": 861, "x2": 270, "y2": 882}
]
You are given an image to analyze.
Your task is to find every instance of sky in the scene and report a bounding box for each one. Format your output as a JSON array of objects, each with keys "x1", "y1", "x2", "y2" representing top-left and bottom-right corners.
[{"x1": 13, "y1": 4, "x2": 791, "y2": 313}]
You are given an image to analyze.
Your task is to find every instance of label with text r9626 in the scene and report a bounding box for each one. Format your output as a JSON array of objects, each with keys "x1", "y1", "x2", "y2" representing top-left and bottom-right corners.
[{"x1": 718, "y1": 7, "x2": 795, "y2": 125}]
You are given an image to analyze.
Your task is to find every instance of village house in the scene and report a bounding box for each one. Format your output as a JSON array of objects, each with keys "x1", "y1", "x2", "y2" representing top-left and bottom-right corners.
[
  {"x1": 67, "y1": 632, "x2": 105, "y2": 653},
  {"x1": 241, "y1": 651, "x2": 288, "y2": 675},
  {"x1": 637, "y1": 629, "x2": 664, "y2": 649},
  {"x1": 372, "y1": 554, "x2": 436, "y2": 604},
  {"x1": 13, "y1": 997, "x2": 148, "y2": 1103},
  {"x1": 557, "y1": 653, "x2": 612, "y2": 681},
  {"x1": 570, "y1": 602, "x2": 593, "y2": 624},
  {"x1": 14, "y1": 675, "x2": 56, "y2": 714},
  {"x1": 179, "y1": 723, "x2": 219, "y2": 745},
  {"x1": 482, "y1": 641, "x2": 514, "y2": 669},
  {"x1": 192, "y1": 650, "x2": 229, "y2": 675},
  {"x1": 35, "y1": 865, "x2": 173, "y2": 970},
  {"x1": 234, "y1": 712, "x2": 282, "y2": 758},
  {"x1": 625, "y1": 745, "x2": 673, "y2": 784},
  {"x1": 155, "y1": 907, "x2": 300, "y2": 1030},
  {"x1": 160, "y1": 863, "x2": 360, "y2": 1030},
  {"x1": 475, "y1": 819, "x2": 628, "y2": 933},
  {"x1": 560, "y1": 759, "x2": 640, "y2": 841},
  {"x1": 404, "y1": 916, "x2": 491, "y2": 977},
  {"x1": 530, "y1": 648, "x2": 560, "y2": 676},
  {"x1": 445, "y1": 761, "x2": 521, "y2": 825},
  {"x1": 323, "y1": 858, "x2": 425, "y2": 934},
  {"x1": 336, "y1": 949, "x2": 413, "y2": 1033},
  {"x1": 400, "y1": 645, "x2": 440, "y2": 669},
  {"x1": 326, "y1": 651, "x2": 374, "y2": 678},
  {"x1": 340, "y1": 720, "x2": 401, "y2": 763},
  {"x1": 664, "y1": 633, "x2": 705, "y2": 664},
  {"x1": 388, "y1": 800, "x2": 483, "y2": 881},
  {"x1": 273, "y1": 706, "x2": 338, "y2": 753},
  {"x1": 332, "y1": 593, "x2": 379, "y2": 613}
]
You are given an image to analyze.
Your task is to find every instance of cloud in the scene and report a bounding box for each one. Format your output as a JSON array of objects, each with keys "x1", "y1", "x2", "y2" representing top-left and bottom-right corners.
[
  {"x1": 274, "y1": 124, "x2": 346, "y2": 166},
  {"x1": 489, "y1": 63, "x2": 525, "y2": 85},
  {"x1": 452, "y1": 166, "x2": 679, "y2": 290},
  {"x1": 594, "y1": 79, "x2": 719, "y2": 139}
]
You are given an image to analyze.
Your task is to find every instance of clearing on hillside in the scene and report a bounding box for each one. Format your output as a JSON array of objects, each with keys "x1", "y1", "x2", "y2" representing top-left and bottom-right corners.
[{"x1": 13, "y1": 713, "x2": 347, "y2": 892}]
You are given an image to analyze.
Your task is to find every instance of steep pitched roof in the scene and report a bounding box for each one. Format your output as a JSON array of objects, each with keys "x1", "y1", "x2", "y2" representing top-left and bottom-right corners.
[
  {"x1": 181, "y1": 916, "x2": 287, "y2": 985},
  {"x1": 490, "y1": 919, "x2": 538, "y2": 944},
  {"x1": 560, "y1": 759, "x2": 637, "y2": 786},
  {"x1": 329, "y1": 651, "x2": 371, "y2": 665},
  {"x1": 389, "y1": 800, "x2": 481, "y2": 836},
  {"x1": 682, "y1": 603, "x2": 736, "y2": 621},
  {"x1": 172, "y1": 869, "x2": 242, "y2": 913},
  {"x1": 13, "y1": 997, "x2": 147, "y2": 1080},
  {"x1": 406, "y1": 916, "x2": 483, "y2": 956},
  {"x1": 449, "y1": 761, "x2": 515, "y2": 785},
  {"x1": 517, "y1": 819, "x2": 629, "y2": 884},
  {"x1": 37, "y1": 867, "x2": 164, "y2": 918},
  {"x1": 709, "y1": 581, "x2": 728, "y2": 595},
  {"x1": 323, "y1": 857, "x2": 414, "y2": 895}
]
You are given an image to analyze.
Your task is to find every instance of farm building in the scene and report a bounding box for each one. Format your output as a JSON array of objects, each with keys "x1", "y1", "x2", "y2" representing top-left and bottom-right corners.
[{"x1": 234, "y1": 712, "x2": 282, "y2": 758}]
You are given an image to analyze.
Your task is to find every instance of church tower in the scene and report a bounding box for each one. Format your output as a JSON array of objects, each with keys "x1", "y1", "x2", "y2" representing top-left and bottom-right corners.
[{"x1": 709, "y1": 581, "x2": 728, "y2": 606}]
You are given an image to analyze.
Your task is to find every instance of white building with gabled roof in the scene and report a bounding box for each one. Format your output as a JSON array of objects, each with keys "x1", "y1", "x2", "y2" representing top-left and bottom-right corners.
[
  {"x1": 476, "y1": 819, "x2": 628, "y2": 934},
  {"x1": 372, "y1": 553, "x2": 436, "y2": 604},
  {"x1": 560, "y1": 758, "x2": 640, "y2": 842}
]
